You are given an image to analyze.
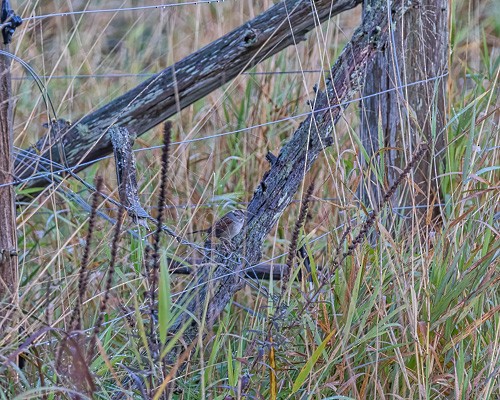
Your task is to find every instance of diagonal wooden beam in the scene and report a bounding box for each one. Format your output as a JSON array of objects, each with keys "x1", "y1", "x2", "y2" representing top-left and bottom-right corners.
[
  {"x1": 14, "y1": 0, "x2": 362, "y2": 191},
  {"x1": 174, "y1": 0, "x2": 412, "y2": 340}
]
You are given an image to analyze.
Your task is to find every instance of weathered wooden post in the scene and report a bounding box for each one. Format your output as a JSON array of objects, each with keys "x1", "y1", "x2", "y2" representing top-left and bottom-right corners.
[
  {"x1": 0, "y1": 0, "x2": 21, "y2": 332},
  {"x1": 359, "y1": 0, "x2": 448, "y2": 221}
]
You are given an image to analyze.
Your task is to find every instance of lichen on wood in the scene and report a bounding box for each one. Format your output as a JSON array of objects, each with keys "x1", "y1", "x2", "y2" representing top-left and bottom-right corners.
[
  {"x1": 14, "y1": 0, "x2": 363, "y2": 191},
  {"x1": 173, "y1": 0, "x2": 411, "y2": 347}
]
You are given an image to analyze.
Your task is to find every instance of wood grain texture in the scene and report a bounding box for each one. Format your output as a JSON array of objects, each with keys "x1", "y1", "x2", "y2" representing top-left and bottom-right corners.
[
  {"x1": 359, "y1": 0, "x2": 448, "y2": 212},
  {"x1": 174, "y1": 0, "x2": 411, "y2": 344},
  {"x1": 14, "y1": 0, "x2": 362, "y2": 190},
  {"x1": 0, "y1": 42, "x2": 17, "y2": 328}
]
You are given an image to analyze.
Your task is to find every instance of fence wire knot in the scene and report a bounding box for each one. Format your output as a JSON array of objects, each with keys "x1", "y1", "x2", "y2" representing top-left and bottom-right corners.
[{"x1": 1, "y1": 0, "x2": 22, "y2": 45}]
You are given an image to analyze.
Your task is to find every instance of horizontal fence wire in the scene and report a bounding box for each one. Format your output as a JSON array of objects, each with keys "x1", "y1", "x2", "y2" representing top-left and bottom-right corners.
[
  {"x1": 5, "y1": 74, "x2": 450, "y2": 190},
  {"x1": 21, "y1": 0, "x2": 231, "y2": 22},
  {"x1": 30, "y1": 192, "x2": 463, "y2": 351},
  {"x1": 29, "y1": 215, "x2": 349, "y2": 349},
  {"x1": 9, "y1": 0, "x2": 496, "y2": 365},
  {"x1": 11, "y1": 70, "x2": 326, "y2": 80}
]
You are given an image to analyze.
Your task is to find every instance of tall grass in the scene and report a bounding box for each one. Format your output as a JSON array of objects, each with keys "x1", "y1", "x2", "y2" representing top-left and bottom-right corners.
[{"x1": 1, "y1": 0, "x2": 498, "y2": 399}]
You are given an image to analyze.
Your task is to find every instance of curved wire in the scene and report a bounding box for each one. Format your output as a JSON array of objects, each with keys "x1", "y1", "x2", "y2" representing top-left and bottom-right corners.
[{"x1": 0, "y1": 49, "x2": 57, "y2": 121}]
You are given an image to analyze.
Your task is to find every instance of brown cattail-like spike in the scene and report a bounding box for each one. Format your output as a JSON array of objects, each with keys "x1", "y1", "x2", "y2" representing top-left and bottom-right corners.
[{"x1": 332, "y1": 144, "x2": 428, "y2": 272}]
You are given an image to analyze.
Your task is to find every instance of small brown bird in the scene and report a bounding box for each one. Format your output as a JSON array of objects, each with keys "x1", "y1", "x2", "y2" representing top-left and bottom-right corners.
[{"x1": 189, "y1": 210, "x2": 246, "y2": 240}]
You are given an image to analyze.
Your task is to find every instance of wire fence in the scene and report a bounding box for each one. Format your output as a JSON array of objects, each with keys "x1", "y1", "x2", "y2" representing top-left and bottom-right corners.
[
  {"x1": 6, "y1": 2, "x2": 492, "y2": 246},
  {"x1": 11, "y1": 69, "x2": 328, "y2": 81},
  {"x1": 21, "y1": 0, "x2": 231, "y2": 22},
  {"x1": 5, "y1": 74, "x2": 451, "y2": 190},
  {"x1": 7, "y1": 1, "x2": 498, "y2": 361},
  {"x1": 6, "y1": 15, "x2": 488, "y2": 250},
  {"x1": 5, "y1": 1, "x2": 460, "y2": 199}
]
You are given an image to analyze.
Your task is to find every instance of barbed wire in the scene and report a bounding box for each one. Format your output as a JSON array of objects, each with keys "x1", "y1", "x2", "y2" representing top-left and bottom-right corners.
[{"x1": 22, "y1": 0, "x2": 230, "y2": 22}]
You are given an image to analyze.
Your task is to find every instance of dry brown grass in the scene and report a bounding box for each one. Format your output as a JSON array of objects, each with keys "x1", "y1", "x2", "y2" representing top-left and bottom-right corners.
[{"x1": 2, "y1": 0, "x2": 498, "y2": 398}]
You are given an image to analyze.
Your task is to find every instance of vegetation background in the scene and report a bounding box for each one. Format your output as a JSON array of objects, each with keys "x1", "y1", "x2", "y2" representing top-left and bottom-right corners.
[{"x1": 1, "y1": 0, "x2": 498, "y2": 398}]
